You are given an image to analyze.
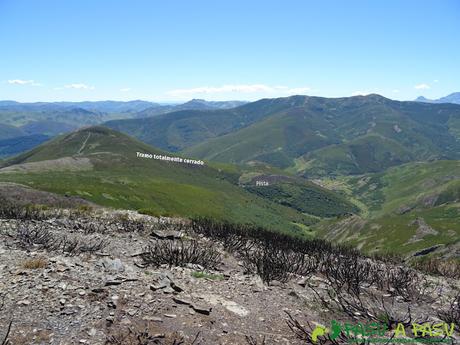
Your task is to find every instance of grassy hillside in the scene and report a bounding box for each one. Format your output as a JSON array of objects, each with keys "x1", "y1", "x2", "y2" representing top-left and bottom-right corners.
[
  {"x1": 314, "y1": 160, "x2": 460, "y2": 255},
  {"x1": 104, "y1": 95, "x2": 315, "y2": 152},
  {"x1": 183, "y1": 94, "x2": 460, "y2": 176},
  {"x1": 243, "y1": 175, "x2": 358, "y2": 217},
  {"x1": 295, "y1": 134, "x2": 414, "y2": 177},
  {"x1": 183, "y1": 106, "x2": 338, "y2": 167},
  {"x1": 0, "y1": 126, "x2": 331, "y2": 234}
]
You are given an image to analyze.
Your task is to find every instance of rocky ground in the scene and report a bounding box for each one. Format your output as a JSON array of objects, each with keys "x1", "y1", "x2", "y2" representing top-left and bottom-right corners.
[{"x1": 0, "y1": 206, "x2": 459, "y2": 345}]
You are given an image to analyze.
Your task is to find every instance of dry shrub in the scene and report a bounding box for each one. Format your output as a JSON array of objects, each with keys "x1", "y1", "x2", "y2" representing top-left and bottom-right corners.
[
  {"x1": 242, "y1": 245, "x2": 318, "y2": 285},
  {"x1": 245, "y1": 335, "x2": 267, "y2": 345},
  {"x1": 0, "y1": 198, "x2": 47, "y2": 221},
  {"x1": 141, "y1": 239, "x2": 221, "y2": 269},
  {"x1": 438, "y1": 293, "x2": 460, "y2": 324},
  {"x1": 21, "y1": 257, "x2": 48, "y2": 269},
  {"x1": 284, "y1": 311, "x2": 360, "y2": 345},
  {"x1": 412, "y1": 257, "x2": 460, "y2": 279},
  {"x1": 15, "y1": 224, "x2": 108, "y2": 255}
]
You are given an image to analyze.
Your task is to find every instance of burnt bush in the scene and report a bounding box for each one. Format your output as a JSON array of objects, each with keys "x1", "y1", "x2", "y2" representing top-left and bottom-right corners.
[
  {"x1": 191, "y1": 217, "x2": 335, "y2": 256},
  {"x1": 242, "y1": 245, "x2": 290, "y2": 284},
  {"x1": 438, "y1": 294, "x2": 460, "y2": 324},
  {"x1": 311, "y1": 283, "x2": 424, "y2": 332},
  {"x1": 190, "y1": 217, "x2": 443, "y2": 295},
  {"x1": 71, "y1": 218, "x2": 110, "y2": 234},
  {"x1": 141, "y1": 239, "x2": 221, "y2": 269},
  {"x1": 110, "y1": 214, "x2": 148, "y2": 233},
  {"x1": 0, "y1": 198, "x2": 47, "y2": 221},
  {"x1": 245, "y1": 335, "x2": 266, "y2": 345},
  {"x1": 321, "y1": 253, "x2": 376, "y2": 296},
  {"x1": 242, "y1": 245, "x2": 318, "y2": 285},
  {"x1": 70, "y1": 214, "x2": 150, "y2": 234},
  {"x1": 15, "y1": 223, "x2": 108, "y2": 255},
  {"x1": 190, "y1": 217, "x2": 254, "y2": 253},
  {"x1": 285, "y1": 311, "x2": 360, "y2": 345},
  {"x1": 0, "y1": 294, "x2": 11, "y2": 345},
  {"x1": 385, "y1": 266, "x2": 423, "y2": 302},
  {"x1": 190, "y1": 217, "x2": 363, "y2": 260},
  {"x1": 191, "y1": 217, "x2": 367, "y2": 284},
  {"x1": 191, "y1": 217, "x2": 368, "y2": 285}
]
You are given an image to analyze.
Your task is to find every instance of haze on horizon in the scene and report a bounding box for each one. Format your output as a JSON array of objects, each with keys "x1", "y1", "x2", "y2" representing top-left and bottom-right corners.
[{"x1": 0, "y1": 0, "x2": 459, "y2": 103}]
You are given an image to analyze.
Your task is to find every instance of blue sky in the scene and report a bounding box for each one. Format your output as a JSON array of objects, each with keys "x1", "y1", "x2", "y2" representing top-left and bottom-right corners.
[{"x1": 1, "y1": 0, "x2": 459, "y2": 102}]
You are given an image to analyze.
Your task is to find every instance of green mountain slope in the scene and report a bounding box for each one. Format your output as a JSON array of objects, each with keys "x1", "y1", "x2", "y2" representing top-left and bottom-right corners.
[
  {"x1": 242, "y1": 174, "x2": 358, "y2": 217},
  {"x1": 315, "y1": 160, "x2": 460, "y2": 255},
  {"x1": 183, "y1": 106, "x2": 339, "y2": 168},
  {"x1": 104, "y1": 95, "x2": 314, "y2": 152},
  {"x1": 184, "y1": 95, "x2": 460, "y2": 176},
  {"x1": 0, "y1": 126, "x2": 330, "y2": 234},
  {"x1": 295, "y1": 134, "x2": 414, "y2": 176}
]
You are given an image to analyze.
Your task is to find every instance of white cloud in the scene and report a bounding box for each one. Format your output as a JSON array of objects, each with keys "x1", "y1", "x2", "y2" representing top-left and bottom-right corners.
[
  {"x1": 7, "y1": 79, "x2": 40, "y2": 86},
  {"x1": 120, "y1": 88, "x2": 131, "y2": 92},
  {"x1": 165, "y1": 84, "x2": 311, "y2": 98},
  {"x1": 433, "y1": 79, "x2": 439, "y2": 83},
  {"x1": 64, "y1": 83, "x2": 95, "y2": 90},
  {"x1": 392, "y1": 89, "x2": 400, "y2": 93},
  {"x1": 414, "y1": 83, "x2": 430, "y2": 90}
]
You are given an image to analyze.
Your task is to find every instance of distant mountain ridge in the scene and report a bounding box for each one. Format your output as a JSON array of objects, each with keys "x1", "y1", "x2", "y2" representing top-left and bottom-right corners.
[
  {"x1": 0, "y1": 100, "x2": 157, "y2": 113},
  {"x1": 104, "y1": 94, "x2": 460, "y2": 176},
  {"x1": 415, "y1": 92, "x2": 460, "y2": 105},
  {"x1": 0, "y1": 99, "x2": 248, "y2": 118},
  {"x1": 3, "y1": 94, "x2": 460, "y2": 175},
  {"x1": 105, "y1": 95, "x2": 312, "y2": 151},
  {"x1": 135, "y1": 99, "x2": 248, "y2": 117},
  {"x1": 0, "y1": 99, "x2": 247, "y2": 158}
]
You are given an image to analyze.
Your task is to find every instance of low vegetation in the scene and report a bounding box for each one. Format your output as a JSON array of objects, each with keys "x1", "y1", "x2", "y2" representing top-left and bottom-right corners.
[
  {"x1": 191, "y1": 271, "x2": 224, "y2": 280},
  {"x1": 412, "y1": 256, "x2": 460, "y2": 279},
  {"x1": 15, "y1": 223, "x2": 108, "y2": 255},
  {"x1": 141, "y1": 239, "x2": 221, "y2": 269},
  {"x1": 0, "y1": 126, "x2": 317, "y2": 234},
  {"x1": 438, "y1": 294, "x2": 460, "y2": 325},
  {"x1": 21, "y1": 257, "x2": 48, "y2": 269},
  {"x1": 245, "y1": 179, "x2": 358, "y2": 217}
]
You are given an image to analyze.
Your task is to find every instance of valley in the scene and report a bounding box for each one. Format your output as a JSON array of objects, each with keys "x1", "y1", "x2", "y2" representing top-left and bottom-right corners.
[
  {"x1": 0, "y1": 94, "x2": 459, "y2": 259},
  {"x1": 0, "y1": 100, "x2": 458, "y2": 258}
]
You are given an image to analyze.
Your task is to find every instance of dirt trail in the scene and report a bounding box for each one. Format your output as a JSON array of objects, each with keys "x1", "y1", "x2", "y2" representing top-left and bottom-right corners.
[{"x1": 77, "y1": 132, "x2": 91, "y2": 155}]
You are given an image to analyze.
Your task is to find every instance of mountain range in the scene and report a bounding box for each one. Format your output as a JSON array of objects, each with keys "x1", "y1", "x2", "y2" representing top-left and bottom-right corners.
[
  {"x1": 0, "y1": 99, "x2": 247, "y2": 158},
  {"x1": 0, "y1": 125, "x2": 458, "y2": 256},
  {"x1": 415, "y1": 92, "x2": 460, "y2": 105},
  {"x1": 0, "y1": 93, "x2": 459, "y2": 255},
  {"x1": 105, "y1": 94, "x2": 460, "y2": 176}
]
